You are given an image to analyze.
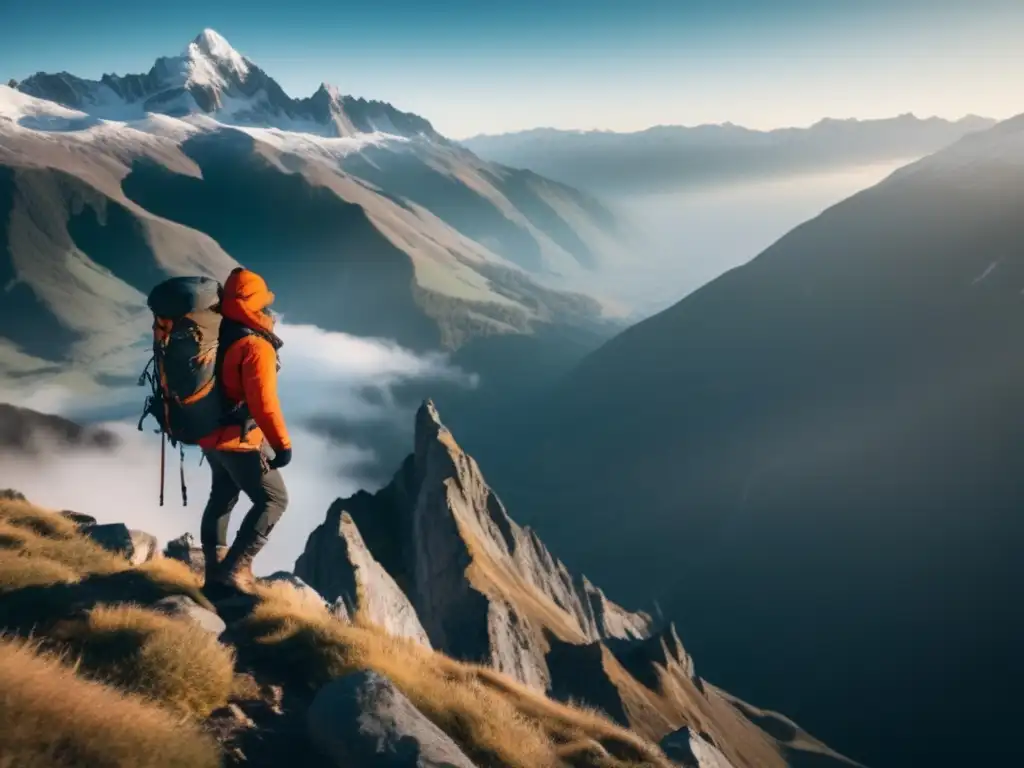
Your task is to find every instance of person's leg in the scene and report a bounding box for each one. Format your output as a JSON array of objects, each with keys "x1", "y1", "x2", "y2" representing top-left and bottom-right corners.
[
  {"x1": 199, "y1": 449, "x2": 240, "y2": 585},
  {"x1": 210, "y1": 444, "x2": 289, "y2": 594}
]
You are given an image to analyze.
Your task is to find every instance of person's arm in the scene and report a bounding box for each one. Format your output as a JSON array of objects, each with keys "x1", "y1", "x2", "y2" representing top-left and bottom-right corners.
[{"x1": 239, "y1": 337, "x2": 292, "y2": 452}]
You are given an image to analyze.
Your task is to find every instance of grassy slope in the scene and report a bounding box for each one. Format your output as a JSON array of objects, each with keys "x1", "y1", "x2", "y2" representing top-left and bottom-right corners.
[{"x1": 0, "y1": 497, "x2": 674, "y2": 768}]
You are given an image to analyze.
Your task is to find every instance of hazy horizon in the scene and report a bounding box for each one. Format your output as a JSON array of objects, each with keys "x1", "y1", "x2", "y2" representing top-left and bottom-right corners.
[
  {"x1": 3, "y1": 0, "x2": 1022, "y2": 139},
  {"x1": 457, "y1": 112, "x2": 995, "y2": 141}
]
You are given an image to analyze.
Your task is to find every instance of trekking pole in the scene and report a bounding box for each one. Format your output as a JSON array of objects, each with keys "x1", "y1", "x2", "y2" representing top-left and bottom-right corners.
[
  {"x1": 159, "y1": 431, "x2": 166, "y2": 507},
  {"x1": 180, "y1": 444, "x2": 188, "y2": 507}
]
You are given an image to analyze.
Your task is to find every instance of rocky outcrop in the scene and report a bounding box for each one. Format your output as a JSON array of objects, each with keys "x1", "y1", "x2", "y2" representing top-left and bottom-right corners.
[
  {"x1": 546, "y1": 637, "x2": 631, "y2": 726},
  {"x1": 546, "y1": 625, "x2": 705, "y2": 738},
  {"x1": 298, "y1": 401, "x2": 653, "y2": 693},
  {"x1": 607, "y1": 623, "x2": 703, "y2": 694},
  {"x1": 85, "y1": 523, "x2": 159, "y2": 566},
  {"x1": 164, "y1": 532, "x2": 206, "y2": 574},
  {"x1": 661, "y1": 727, "x2": 737, "y2": 768},
  {"x1": 577, "y1": 574, "x2": 653, "y2": 641},
  {"x1": 295, "y1": 512, "x2": 430, "y2": 646},
  {"x1": 306, "y1": 671, "x2": 478, "y2": 768},
  {"x1": 295, "y1": 402, "x2": 860, "y2": 767}
]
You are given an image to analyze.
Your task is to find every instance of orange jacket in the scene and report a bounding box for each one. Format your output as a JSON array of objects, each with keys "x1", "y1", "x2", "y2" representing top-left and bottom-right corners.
[{"x1": 198, "y1": 269, "x2": 292, "y2": 453}]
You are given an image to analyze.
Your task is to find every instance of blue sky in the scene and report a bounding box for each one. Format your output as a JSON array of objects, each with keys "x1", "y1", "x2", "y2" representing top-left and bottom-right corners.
[{"x1": 2, "y1": 0, "x2": 1022, "y2": 137}]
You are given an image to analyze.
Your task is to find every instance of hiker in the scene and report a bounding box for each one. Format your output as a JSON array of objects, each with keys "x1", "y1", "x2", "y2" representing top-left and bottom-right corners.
[
  {"x1": 140, "y1": 267, "x2": 291, "y2": 598},
  {"x1": 196, "y1": 267, "x2": 292, "y2": 598}
]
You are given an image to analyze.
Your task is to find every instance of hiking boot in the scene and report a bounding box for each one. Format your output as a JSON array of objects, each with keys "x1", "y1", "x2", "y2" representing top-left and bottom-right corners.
[
  {"x1": 201, "y1": 544, "x2": 228, "y2": 584},
  {"x1": 210, "y1": 532, "x2": 268, "y2": 597},
  {"x1": 200, "y1": 545, "x2": 231, "y2": 602}
]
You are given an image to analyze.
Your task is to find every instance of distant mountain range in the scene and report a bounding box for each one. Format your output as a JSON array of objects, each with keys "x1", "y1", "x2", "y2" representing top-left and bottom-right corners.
[
  {"x1": 460, "y1": 115, "x2": 997, "y2": 193},
  {"x1": 14, "y1": 29, "x2": 443, "y2": 139},
  {"x1": 1, "y1": 30, "x2": 628, "y2": 438},
  {"x1": 467, "y1": 111, "x2": 1024, "y2": 768}
]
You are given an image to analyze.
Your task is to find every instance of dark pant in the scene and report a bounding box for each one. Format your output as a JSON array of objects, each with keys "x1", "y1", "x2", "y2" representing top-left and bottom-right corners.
[{"x1": 200, "y1": 444, "x2": 289, "y2": 553}]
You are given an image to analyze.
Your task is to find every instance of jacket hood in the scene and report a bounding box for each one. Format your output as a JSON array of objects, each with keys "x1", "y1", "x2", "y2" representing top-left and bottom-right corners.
[{"x1": 221, "y1": 268, "x2": 276, "y2": 333}]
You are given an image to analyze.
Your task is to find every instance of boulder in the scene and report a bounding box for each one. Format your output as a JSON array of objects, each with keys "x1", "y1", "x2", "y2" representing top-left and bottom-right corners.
[
  {"x1": 126, "y1": 530, "x2": 159, "y2": 565},
  {"x1": 85, "y1": 523, "x2": 159, "y2": 565},
  {"x1": 307, "y1": 671, "x2": 477, "y2": 768},
  {"x1": 660, "y1": 727, "x2": 736, "y2": 768},
  {"x1": 151, "y1": 595, "x2": 226, "y2": 637},
  {"x1": 164, "y1": 532, "x2": 206, "y2": 575}
]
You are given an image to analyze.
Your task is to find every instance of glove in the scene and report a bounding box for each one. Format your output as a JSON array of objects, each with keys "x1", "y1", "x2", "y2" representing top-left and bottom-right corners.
[{"x1": 268, "y1": 447, "x2": 292, "y2": 470}]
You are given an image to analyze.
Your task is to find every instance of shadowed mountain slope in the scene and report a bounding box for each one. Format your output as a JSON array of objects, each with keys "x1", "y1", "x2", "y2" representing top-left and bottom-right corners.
[{"x1": 465, "y1": 113, "x2": 1024, "y2": 768}]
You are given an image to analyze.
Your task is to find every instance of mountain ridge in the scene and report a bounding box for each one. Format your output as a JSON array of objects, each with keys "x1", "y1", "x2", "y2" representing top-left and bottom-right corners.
[
  {"x1": 0, "y1": 30, "x2": 629, "y2": 450},
  {"x1": 465, "y1": 108, "x2": 1024, "y2": 768},
  {"x1": 460, "y1": 113, "x2": 998, "y2": 193},
  {"x1": 461, "y1": 113, "x2": 994, "y2": 142},
  {"x1": 16, "y1": 29, "x2": 444, "y2": 141}
]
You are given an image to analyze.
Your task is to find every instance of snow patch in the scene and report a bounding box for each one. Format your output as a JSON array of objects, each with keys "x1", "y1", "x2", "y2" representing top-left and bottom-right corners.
[
  {"x1": 1, "y1": 84, "x2": 403, "y2": 163},
  {"x1": 190, "y1": 29, "x2": 250, "y2": 78},
  {"x1": 234, "y1": 124, "x2": 406, "y2": 161},
  {"x1": 0, "y1": 85, "x2": 90, "y2": 123},
  {"x1": 174, "y1": 30, "x2": 251, "y2": 93}
]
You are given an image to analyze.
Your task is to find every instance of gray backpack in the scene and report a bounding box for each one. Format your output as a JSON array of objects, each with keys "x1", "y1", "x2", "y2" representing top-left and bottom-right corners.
[{"x1": 138, "y1": 276, "x2": 250, "y2": 504}]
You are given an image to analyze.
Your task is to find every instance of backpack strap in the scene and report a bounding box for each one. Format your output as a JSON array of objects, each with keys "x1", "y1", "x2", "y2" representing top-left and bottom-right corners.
[{"x1": 216, "y1": 319, "x2": 281, "y2": 442}]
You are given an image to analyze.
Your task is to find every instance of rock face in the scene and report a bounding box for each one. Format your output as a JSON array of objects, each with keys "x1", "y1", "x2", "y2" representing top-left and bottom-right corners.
[
  {"x1": 661, "y1": 727, "x2": 737, "y2": 768},
  {"x1": 297, "y1": 402, "x2": 857, "y2": 768},
  {"x1": 85, "y1": 523, "x2": 158, "y2": 565},
  {"x1": 295, "y1": 513, "x2": 430, "y2": 646},
  {"x1": 298, "y1": 400, "x2": 652, "y2": 692},
  {"x1": 607, "y1": 623, "x2": 703, "y2": 693},
  {"x1": 306, "y1": 671, "x2": 478, "y2": 768}
]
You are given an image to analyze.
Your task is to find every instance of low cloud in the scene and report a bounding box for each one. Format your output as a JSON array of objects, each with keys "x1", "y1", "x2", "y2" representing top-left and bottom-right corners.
[
  {"x1": 275, "y1": 321, "x2": 477, "y2": 425},
  {"x1": 0, "y1": 322, "x2": 477, "y2": 574}
]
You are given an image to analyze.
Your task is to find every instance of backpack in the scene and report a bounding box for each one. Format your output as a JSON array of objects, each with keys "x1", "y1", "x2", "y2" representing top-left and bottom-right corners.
[
  {"x1": 138, "y1": 276, "x2": 249, "y2": 505},
  {"x1": 139, "y1": 276, "x2": 228, "y2": 444}
]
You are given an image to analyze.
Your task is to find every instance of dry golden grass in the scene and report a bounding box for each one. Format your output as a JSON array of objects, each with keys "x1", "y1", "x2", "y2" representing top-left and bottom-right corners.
[
  {"x1": 0, "y1": 500, "x2": 213, "y2": 616},
  {"x1": 133, "y1": 555, "x2": 214, "y2": 608},
  {"x1": 0, "y1": 636, "x2": 221, "y2": 768},
  {"x1": 0, "y1": 517, "x2": 124, "y2": 576},
  {"x1": 0, "y1": 554, "x2": 80, "y2": 593},
  {"x1": 0, "y1": 498, "x2": 81, "y2": 539},
  {"x1": 238, "y1": 586, "x2": 672, "y2": 768},
  {"x1": 0, "y1": 499, "x2": 234, "y2": 721},
  {"x1": 56, "y1": 603, "x2": 235, "y2": 718}
]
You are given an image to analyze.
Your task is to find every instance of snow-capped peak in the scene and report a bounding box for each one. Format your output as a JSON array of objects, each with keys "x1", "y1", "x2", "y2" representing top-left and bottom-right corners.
[
  {"x1": 9, "y1": 31, "x2": 443, "y2": 142},
  {"x1": 185, "y1": 29, "x2": 249, "y2": 80}
]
